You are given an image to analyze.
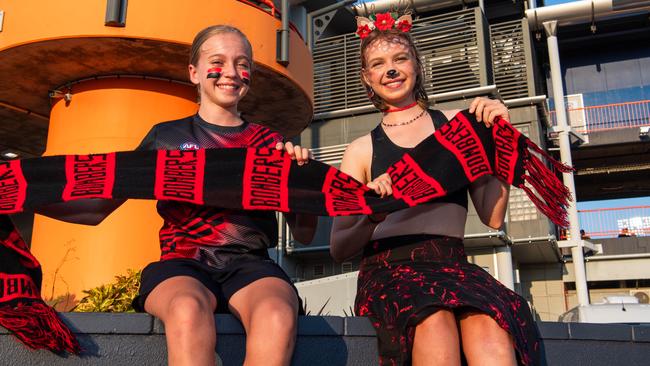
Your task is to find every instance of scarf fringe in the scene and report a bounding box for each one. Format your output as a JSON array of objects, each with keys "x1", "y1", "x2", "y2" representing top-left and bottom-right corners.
[
  {"x1": 526, "y1": 140, "x2": 573, "y2": 174},
  {"x1": 519, "y1": 144, "x2": 573, "y2": 228},
  {"x1": 0, "y1": 302, "x2": 80, "y2": 354}
]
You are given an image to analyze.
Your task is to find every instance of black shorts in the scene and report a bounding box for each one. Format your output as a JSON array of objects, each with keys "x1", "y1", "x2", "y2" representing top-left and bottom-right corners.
[{"x1": 133, "y1": 256, "x2": 302, "y2": 314}]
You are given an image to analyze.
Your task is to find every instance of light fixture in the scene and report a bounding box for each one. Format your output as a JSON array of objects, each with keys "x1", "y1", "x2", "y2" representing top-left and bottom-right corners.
[
  {"x1": 1, "y1": 151, "x2": 19, "y2": 160},
  {"x1": 49, "y1": 89, "x2": 72, "y2": 103}
]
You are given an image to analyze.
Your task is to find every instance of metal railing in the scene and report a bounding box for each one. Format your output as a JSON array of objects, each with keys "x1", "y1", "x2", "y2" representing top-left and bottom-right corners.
[
  {"x1": 236, "y1": 0, "x2": 304, "y2": 39},
  {"x1": 550, "y1": 100, "x2": 650, "y2": 133},
  {"x1": 313, "y1": 8, "x2": 483, "y2": 115},
  {"x1": 559, "y1": 205, "x2": 650, "y2": 239}
]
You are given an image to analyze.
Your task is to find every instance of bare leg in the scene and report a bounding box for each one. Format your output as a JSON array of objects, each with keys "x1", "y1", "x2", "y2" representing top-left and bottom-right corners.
[
  {"x1": 228, "y1": 277, "x2": 299, "y2": 366},
  {"x1": 412, "y1": 310, "x2": 461, "y2": 366},
  {"x1": 459, "y1": 311, "x2": 517, "y2": 366},
  {"x1": 144, "y1": 276, "x2": 218, "y2": 366}
]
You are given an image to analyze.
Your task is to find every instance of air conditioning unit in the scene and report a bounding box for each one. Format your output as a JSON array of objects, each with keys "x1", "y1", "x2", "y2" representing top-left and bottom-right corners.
[
  {"x1": 565, "y1": 94, "x2": 587, "y2": 130},
  {"x1": 630, "y1": 290, "x2": 650, "y2": 304}
]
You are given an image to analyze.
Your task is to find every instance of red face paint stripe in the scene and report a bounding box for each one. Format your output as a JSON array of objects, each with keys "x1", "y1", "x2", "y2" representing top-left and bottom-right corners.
[
  {"x1": 62, "y1": 153, "x2": 115, "y2": 201},
  {"x1": 0, "y1": 274, "x2": 41, "y2": 302},
  {"x1": 154, "y1": 149, "x2": 205, "y2": 204},
  {"x1": 241, "y1": 71, "x2": 250, "y2": 85},
  {"x1": 0, "y1": 160, "x2": 27, "y2": 214},
  {"x1": 493, "y1": 119, "x2": 521, "y2": 184},
  {"x1": 388, "y1": 153, "x2": 446, "y2": 206},
  {"x1": 207, "y1": 67, "x2": 222, "y2": 79},
  {"x1": 242, "y1": 148, "x2": 290, "y2": 211},
  {"x1": 434, "y1": 114, "x2": 492, "y2": 181},
  {"x1": 322, "y1": 166, "x2": 372, "y2": 216}
]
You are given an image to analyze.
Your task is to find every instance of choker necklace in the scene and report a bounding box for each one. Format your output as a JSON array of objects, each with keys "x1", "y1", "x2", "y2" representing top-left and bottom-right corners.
[
  {"x1": 381, "y1": 108, "x2": 426, "y2": 127},
  {"x1": 385, "y1": 101, "x2": 418, "y2": 113}
]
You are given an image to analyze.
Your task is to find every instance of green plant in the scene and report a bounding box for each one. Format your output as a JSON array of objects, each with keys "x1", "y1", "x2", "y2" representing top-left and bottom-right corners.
[
  {"x1": 72, "y1": 269, "x2": 141, "y2": 312},
  {"x1": 302, "y1": 296, "x2": 331, "y2": 316}
]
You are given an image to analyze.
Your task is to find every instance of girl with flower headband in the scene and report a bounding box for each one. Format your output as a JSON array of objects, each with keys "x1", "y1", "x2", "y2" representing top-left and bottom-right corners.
[{"x1": 331, "y1": 12, "x2": 540, "y2": 366}]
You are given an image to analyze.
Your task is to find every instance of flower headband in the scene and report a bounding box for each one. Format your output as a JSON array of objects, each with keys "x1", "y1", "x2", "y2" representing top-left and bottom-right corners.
[{"x1": 355, "y1": 12, "x2": 413, "y2": 39}]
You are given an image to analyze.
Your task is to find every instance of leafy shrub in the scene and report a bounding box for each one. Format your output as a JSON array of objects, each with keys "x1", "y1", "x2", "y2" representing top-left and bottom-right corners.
[{"x1": 73, "y1": 269, "x2": 141, "y2": 312}]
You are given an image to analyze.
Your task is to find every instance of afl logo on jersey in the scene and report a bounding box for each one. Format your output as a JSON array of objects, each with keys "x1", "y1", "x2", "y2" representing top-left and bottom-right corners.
[{"x1": 180, "y1": 142, "x2": 200, "y2": 150}]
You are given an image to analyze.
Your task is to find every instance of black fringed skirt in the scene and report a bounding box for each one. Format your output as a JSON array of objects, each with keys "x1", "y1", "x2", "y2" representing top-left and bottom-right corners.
[{"x1": 355, "y1": 234, "x2": 540, "y2": 366}]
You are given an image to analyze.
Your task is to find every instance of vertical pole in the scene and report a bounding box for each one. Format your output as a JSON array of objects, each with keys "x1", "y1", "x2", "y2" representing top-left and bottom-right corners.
[
  {"x1": 277, "y1": 0, "x2": 290, "y2": 65},
  {"x1": 277, "y1": 213, "x2": 284, "y2": 268},
  {"x1": 306, "y1": 13, "x2": 313, "y2": 50},
  {"x1": 543, "y1": 20, "x2": 589, "y2": 306},
  {"x1": 495, "y1": 245, "x2": 515, "y2": 290}
]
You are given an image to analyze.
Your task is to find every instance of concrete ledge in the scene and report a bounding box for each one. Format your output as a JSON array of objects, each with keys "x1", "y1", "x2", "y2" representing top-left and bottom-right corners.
[{"x1": 1, "y1": 314, "x2": 650, "y2": 365}]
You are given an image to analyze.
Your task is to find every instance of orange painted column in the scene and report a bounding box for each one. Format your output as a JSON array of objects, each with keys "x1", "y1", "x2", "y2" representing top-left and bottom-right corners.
[{"x1": 31, "y1": 78, "x2": 198, "y2": 310}]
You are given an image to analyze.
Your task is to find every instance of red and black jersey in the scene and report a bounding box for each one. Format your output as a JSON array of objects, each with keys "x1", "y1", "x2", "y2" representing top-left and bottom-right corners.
[{"x1": 137, "y1": 114, "x2": 283, "y2": 268}]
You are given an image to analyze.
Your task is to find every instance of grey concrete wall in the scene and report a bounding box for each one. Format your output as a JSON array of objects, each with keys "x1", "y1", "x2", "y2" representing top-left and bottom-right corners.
[
  {"x1": 2, "y1": 314, "x2": 650, "y2": 365},
  {"x1": 598, "y1": 237, "x2": 650, "y2": 256}
]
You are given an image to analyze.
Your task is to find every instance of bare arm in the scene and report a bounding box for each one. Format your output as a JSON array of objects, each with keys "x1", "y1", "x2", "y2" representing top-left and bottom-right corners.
[
  {"x1": 329, "y1": 135, "x2": 388, "y2": 262},
  {"x1": 469, "y1": 176, "x2": 510, "y2": 229},
  {"x1": 34, "y1": 199, "x2": 125, "y2": 226},
  {"x1": 284, "y1": 212, "x2": 317, "y2": 244}
]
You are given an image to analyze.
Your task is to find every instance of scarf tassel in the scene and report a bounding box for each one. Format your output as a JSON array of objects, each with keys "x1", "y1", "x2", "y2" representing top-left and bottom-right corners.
[
  {"x1": 526, "y1": 139, "x2": 573, "y2": 174},
  {"x1": 518, "y1": 144, "x2": 573, "y2": 228},
  {"x1": 0, "y1": 302, "x2": 80, "y2": 354}
]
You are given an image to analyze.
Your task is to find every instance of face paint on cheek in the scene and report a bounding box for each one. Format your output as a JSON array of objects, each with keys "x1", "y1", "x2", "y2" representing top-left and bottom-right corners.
[
  {"x1": 240, "y1": 71, "x2": 250, "y2": 85},
  {"x1": 207, "y1": 67, "x2": 222, "y2": 79}
]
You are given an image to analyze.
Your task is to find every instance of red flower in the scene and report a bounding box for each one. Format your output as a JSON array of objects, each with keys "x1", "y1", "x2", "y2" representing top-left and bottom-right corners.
[
  {"x1": 374, "y1": 13, "x2": 395, "y2": 31},
  {"x1": 396, "y1": 20, "x2": 412, "y2": 33},
  {"x1": 356, "y1": 24, "x2": 372, "y2": 39}
]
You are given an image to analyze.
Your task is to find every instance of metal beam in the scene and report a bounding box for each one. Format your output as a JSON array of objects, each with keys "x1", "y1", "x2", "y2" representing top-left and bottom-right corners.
[
  {"x1": 526, "y1": 0, "x2": 650, "y2": 31},
  {"x1": 307, "y1": 0, "x2": 356, "y2": 50}
]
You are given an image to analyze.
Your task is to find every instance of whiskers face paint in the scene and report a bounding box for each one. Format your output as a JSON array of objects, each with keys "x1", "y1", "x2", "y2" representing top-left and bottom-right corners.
[
  {"x1": 207, "y1": 67, "x2": 222, "y2": 79},
  {"x1": 241, "y1": 71, "x2": 250, "y2": 85}
]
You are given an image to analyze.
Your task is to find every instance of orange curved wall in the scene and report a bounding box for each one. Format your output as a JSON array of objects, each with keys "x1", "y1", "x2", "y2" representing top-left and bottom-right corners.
[
  {"x1": 31, "y1": 78, "x2": 197, "y2": 309},
  {"x1": 0, "y1": 0, "x2": 313, "y2": 101}
]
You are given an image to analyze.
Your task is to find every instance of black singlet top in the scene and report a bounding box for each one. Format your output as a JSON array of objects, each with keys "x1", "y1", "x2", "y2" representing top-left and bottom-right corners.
[
  {"x1": 137, "y1": 114, "x2": 283, "y2": 268},
  {"x1": 370, "y1": 109, "x2": 469, "y2": 209}
]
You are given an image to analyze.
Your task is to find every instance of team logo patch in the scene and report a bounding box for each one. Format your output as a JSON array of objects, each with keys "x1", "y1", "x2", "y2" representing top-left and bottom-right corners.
[{"x1": 180, "y1": 142, "x2": 200, "y2": 150}]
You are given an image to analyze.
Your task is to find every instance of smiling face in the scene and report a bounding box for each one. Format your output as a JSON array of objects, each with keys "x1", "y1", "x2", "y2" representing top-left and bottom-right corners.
[
  {"x1": 188, "y1": 32, "x2": 252, "y2": 111},
  {"x1": 361, "y1": 34, "x2": 418, "y2": 108}
]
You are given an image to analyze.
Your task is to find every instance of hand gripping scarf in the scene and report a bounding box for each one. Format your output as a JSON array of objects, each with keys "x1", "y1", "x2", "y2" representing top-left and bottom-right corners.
[{"x1": 0, "y1": 110, "x2": 570, "y2": 353}]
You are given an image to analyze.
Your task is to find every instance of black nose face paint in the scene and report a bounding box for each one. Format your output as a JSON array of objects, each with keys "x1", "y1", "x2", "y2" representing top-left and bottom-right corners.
[
  {"x1": 207, "y1": 68, "x2": 222, "y2": 79},
  {"x1": 386, "y1": 69, "x2": 399, "y2": 79},
  {"x1": 241, "y1": 71, "x2": 250, "y2": 85}
]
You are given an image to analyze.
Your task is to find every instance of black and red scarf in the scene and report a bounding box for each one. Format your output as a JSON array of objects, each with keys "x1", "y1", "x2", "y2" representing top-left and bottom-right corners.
[
  {"x1": 0, "y1": 110, "x2": 570, "y2": 353},
  {"x1": 0, "y1": 215, "x2": 80, "y2": 353}
]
